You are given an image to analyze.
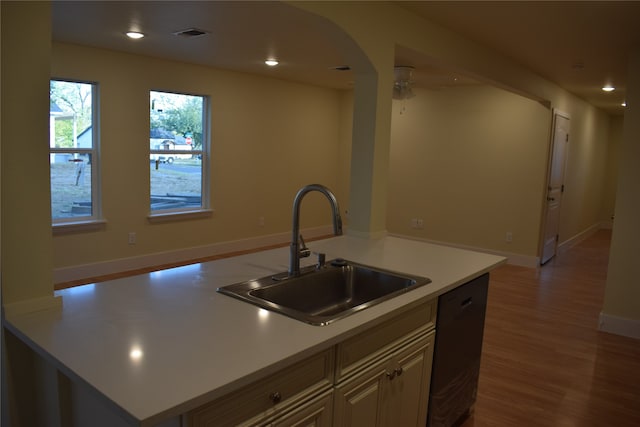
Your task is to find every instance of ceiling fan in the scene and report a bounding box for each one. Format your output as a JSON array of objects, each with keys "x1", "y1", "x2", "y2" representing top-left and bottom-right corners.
[{"x1": 393, "y1": 66, "x2": 415, "y2": 100}]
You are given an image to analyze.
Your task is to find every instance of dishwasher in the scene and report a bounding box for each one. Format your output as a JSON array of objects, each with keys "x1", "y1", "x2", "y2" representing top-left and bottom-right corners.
[{"x1": 428, "y1": 273, "x2": 489, "y2": 427}]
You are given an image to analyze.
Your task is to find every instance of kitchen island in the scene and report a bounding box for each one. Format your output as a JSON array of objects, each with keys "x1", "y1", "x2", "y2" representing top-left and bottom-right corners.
[{"x1": 3, "y1": 235, "x2": 505, "y2": 426}]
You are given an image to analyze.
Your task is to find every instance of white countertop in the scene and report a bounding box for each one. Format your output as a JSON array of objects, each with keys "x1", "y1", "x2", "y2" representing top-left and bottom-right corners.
[{"x1": 5, "y1": 235, "x2": 505, "y2": 426}]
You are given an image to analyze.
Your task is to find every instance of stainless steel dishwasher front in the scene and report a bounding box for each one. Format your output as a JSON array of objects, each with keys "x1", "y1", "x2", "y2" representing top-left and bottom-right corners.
[{"x1": 428, "y1": 273, "x2": 489, "y2": 427}]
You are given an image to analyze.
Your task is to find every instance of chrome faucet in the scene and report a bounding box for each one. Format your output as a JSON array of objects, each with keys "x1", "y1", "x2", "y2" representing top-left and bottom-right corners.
[{"x1": 289, "y1": 184, "x2": 343, "y2": 277}]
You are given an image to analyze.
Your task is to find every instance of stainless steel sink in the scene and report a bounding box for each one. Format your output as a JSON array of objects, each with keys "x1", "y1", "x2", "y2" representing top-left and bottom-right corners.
[{"x1": 217, "y1": 259, "x2": 431, "y2": 326}]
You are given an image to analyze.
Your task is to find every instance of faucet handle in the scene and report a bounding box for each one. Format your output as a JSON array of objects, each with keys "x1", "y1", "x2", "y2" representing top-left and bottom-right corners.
[
  {"x1": 316, "y1": 252, "x2": 326, "y2": 269},
  {"x1": 299, "y1": 234, "x2": 311, "y2": 258}
]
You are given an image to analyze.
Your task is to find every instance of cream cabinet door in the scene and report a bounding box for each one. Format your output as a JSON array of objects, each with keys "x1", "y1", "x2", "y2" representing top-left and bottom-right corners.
[
  {"x1": 332, "y1": 363, "x2": 386, "y2": 426},
  {"x1": 333, "y1": 331, "x2": 434, "y2": 427},
  {"x1": 383, "y1": 340, "x2": 433, "y2": 427}
]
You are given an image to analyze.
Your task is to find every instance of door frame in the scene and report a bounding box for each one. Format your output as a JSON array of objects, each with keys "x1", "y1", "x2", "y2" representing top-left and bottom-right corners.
[{"x1": 539, "y1": 109, "x2": 570, "y2": 265}]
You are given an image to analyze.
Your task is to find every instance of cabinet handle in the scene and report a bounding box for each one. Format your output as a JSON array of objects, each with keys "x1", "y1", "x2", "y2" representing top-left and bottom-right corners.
[
  {"x1": 269, "y1": 391, "x2": 282, "y2": 404},
  {"x1": 386, "y1": 367, "x2": 404, "y2": 380}
]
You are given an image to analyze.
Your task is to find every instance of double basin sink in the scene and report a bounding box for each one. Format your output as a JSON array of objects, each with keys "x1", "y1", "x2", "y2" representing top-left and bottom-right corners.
[{"x1": 217, "y1": 259, "x2": 431, "y2": 326}]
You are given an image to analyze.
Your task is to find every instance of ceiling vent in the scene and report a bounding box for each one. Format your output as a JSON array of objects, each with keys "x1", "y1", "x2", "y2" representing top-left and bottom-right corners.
[
  {"x1": 173, "y1": 28, "x2": 208, "y2": 38},
  {"x1": 393, "y1": 66, "x2": 415, "y2": 100}
]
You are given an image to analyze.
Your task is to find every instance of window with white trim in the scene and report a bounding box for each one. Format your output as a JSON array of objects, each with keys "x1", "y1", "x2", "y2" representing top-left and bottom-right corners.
[
  {"x1": 149, "y1": 90, "x2": 208, "y2": 214},
  {"x1": 49, "y1": 80, "x2": 100, "y2": 224}
]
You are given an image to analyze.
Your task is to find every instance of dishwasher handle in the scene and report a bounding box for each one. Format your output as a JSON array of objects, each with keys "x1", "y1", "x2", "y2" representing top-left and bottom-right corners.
[{"x1": 461, "y1": 297, "x2": 473, "y2": 308}]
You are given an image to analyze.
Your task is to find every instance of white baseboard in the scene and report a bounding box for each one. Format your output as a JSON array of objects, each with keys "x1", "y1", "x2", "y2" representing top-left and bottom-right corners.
[
  {"x1": 54, "y1": 221, "x2": 613, "y2": 285},
  {"x1": 387, "y1": 233, "x2": 539, "y2": 268},
  {"x1": 599, "y1": 312, "x2": 640, "y2": 340},
  {"x1": 501, "y1": 252, "x2": 540, "y2": 268},
  {"x1": 600, "y1": 219, "x2": 614, "y2": 230},
  {"x1": 346, "y1": 229, "x2": 388, "y2": 239},
  {"x1": 558, "y1": 222, "x2": 603, "y2": 254},
  {"x1": 53, "y1": 226, "x2": 333, "y2": 284}
]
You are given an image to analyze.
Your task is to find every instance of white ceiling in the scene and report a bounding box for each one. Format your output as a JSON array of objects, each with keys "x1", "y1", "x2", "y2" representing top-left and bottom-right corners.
[
  {"x1": 52, "y1": 1, "x2": 640, "y2": 115},
  {"x1": 52, "y1": 1, "x2": 353, "y2": 88},
  {"x1": 397, "y1": 1, "x2": 640, "y2": 115}
]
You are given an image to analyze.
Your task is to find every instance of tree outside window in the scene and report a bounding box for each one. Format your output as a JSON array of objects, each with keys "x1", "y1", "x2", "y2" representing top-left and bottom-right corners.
[
  {"x1": 50, "y1": 80, "x2": 100, "y2": 223},
  {"x1": 149, "y1": 91, "x2": 208, "y2": 213}
]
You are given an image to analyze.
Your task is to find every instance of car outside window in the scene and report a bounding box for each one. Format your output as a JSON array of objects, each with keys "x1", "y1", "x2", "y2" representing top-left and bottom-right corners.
[
  {"x1": 50, "y1": 79, "x2": 101, "y2": 225},
  {"x1": 149, "y1": 90, "x2": 208, "y2": 214}
]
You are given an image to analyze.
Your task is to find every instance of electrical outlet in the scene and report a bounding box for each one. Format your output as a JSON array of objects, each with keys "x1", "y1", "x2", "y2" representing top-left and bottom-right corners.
[
  {"x1": 410, "y1": 218, "x2": 418, "y2": 229},
  {"x1": 258, "y1": 216, "x2": 265, "y2": 227},
  {"x1": 417, "y1": 219, "x2": 424, "y2": 229},
  {"x1": 128, "y1": 232, "x2": 136, "y2": 245},
  {"x1": 505, "y1": 232, "x2": 513, "y2": 243}
]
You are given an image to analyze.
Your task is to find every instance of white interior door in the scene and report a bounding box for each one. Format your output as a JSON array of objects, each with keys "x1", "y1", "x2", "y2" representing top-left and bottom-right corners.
[{"x1": 541, "y1": 111, "x2": 570, "y2": 264}]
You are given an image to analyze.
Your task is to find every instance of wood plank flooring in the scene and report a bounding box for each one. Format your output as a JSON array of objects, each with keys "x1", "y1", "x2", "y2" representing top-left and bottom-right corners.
[{"x1": 461, "y1": 229, "x2": 640, "y2": 427}]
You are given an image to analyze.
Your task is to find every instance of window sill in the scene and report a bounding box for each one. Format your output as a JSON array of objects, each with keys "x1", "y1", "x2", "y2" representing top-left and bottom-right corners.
[
  {"x1": 147, "y1": 209, "x2": 213, "y2": 224},
  {"x1": 53, "y1": 219, "x2": 107, "y2": 235}
]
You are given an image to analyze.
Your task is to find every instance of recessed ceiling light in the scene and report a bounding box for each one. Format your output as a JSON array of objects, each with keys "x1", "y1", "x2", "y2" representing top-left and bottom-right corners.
[
  {"x1": 602, "y1": 85, "x2": 615, "y2": 92},
  {"x1": 622, "y1": 102, "x2": 627, "y2": 107},
  {"x1": 265, "y1": 59, "x2": 279, "y2": 67},
  {"x1": 126, "y1": 31, "x2": 145, "y2": 39}
]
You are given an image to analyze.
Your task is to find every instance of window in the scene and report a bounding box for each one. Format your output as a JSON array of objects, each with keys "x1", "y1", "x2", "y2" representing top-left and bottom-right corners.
[
  {"x1": 50, "y1": 80, "x2": 100, "y2": 225},
  {"x1": 149, "y1": 91, "x2": 208, "y2": 215}
]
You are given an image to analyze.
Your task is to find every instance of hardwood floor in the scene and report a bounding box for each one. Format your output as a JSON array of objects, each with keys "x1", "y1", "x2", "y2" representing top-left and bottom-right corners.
[{"x1": 461, "y1": 229, "x2": 640, "y2": 427}]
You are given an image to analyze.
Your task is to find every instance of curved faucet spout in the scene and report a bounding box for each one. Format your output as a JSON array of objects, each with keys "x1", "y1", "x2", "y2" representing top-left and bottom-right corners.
[{"x1": 289, "y1": 184, "x2": 343, "y2": 276}]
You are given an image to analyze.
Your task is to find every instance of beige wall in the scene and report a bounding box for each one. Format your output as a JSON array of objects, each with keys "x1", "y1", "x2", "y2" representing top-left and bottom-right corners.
[
  {"x1": 0, "y1": 0, "x2": 632, "y2": 323},
  {"x1": 387, "y1": 85, "x2": 551, "y2": 257},
  {"x1": 51, "y1": 43, "x2": 346, "y2": 271},
  {"x1": 300, "y1": 1, "x2": 615, "y2": 261},
  {"x1": 50, "y1": 41, "x2": 616, "y2": 271},
  {"x1": 337, "y1": 81, "x2": 615, "y2": 264},
  {"x1": 602, "y1": 116, "x2": 624, "y2": 222},
  {"x1": 555, "y1": 102, "x2": 613, "y2": 243},
  {"x1": 337, "y1": 91, "x2": 354, "y2": 224},
  {"x1": 1, "y1": 2, "x2": 54, "y2": 304},
  {"x1": 604, "y1": 50, "x2": 640, "y2": 323}
]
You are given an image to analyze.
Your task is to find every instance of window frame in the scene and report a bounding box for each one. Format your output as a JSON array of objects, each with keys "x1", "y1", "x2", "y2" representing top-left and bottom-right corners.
[
  {"x1": 148, "y1": 89, "x2": 211, "y2": 220},
  {"x1": 50, "y1": 79, "x2": 103, "y2": 230}
]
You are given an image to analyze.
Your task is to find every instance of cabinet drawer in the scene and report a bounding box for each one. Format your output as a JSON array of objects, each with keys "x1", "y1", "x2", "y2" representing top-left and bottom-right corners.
[
  {"x1": 188, "y1": 349, "x2": 334, "y2": 427},
  {"x1": 335, "y1": 299, "x2": 436, "y2": 382},
  {"x1": 241, "y1": 389, "x2": 334, "y2": 427}
]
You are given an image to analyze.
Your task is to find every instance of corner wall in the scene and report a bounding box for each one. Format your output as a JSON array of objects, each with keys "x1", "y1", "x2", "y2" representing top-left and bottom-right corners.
[
  {"x1": 601, "y1": 116, "x2": 624, "y2": 225},
  {"x1": 1, "y1": 2, "x2": 56, "y2": 307},
  {"x1": 601, "y1": 50, "x2": 640, "y2": 338},
  {"x1": 555, "y1": 101, "x2": 613, "y2": 245},
  {"x1": 387, "y1": 85, "x2": 551, "y2": 260}
]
